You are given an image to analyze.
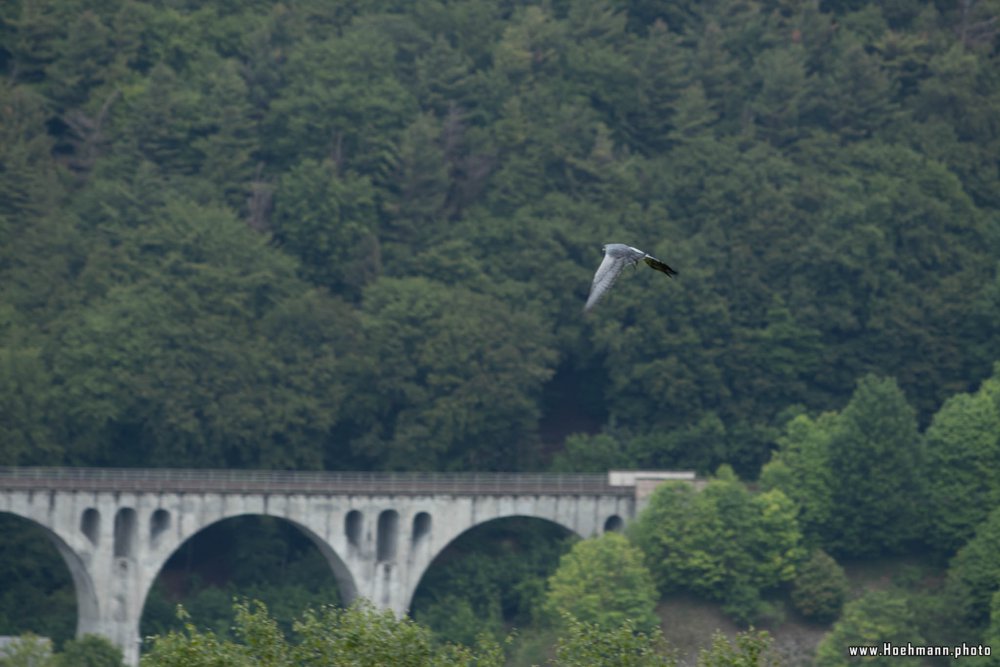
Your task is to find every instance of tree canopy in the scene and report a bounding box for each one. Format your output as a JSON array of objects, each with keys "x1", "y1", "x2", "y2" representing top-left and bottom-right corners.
[
  {"x1": 0, "y1": 0, "x2": 997, "y2": 476},
  {"x1": 542, "y1": 531, "x2": 659, "y2": 633},
  {"x1": 1, "y1": 0, "x2": 999, "y2": 658},
  {"x1": 630, "y1": 468, "x2": 804, "y2": 623}
]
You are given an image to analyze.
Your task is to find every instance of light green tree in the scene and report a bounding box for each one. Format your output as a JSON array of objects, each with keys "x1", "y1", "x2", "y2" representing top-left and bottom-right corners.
[
  {"x1": 922, "y1": 367, "x2": 1000, "y2": 553},
  {"x1": 759, "y1": 412, "x2": 837, "y2": 546},
  {"x1": 543, "y1": 532, "x2": 659, "y2": 634},
  {"x1": 0, "y1": 634, "x2": 54, "y2": 667},
  {"x1": 140, "y1": 601, "x2": 503, "y2": 667},
  {"x1": 814, "y1": 591, "x2": 925, "y2": 667},
  {"x1": 631, "y1": 469, "x2": 804, "y2": 623},
  {"x1": 550, "y1": 615, "x2": 674, "y2": 667}
]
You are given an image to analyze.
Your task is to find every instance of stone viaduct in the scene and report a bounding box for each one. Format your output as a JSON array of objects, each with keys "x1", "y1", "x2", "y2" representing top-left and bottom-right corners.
[{"x1": 0, "y1": 467, "x2": 696, "y2": 665}]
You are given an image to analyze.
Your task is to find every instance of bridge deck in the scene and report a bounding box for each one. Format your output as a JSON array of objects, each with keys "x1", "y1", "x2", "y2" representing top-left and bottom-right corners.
[{"x1": 0, "y1": 467, "x2": 632, "y2": 496}]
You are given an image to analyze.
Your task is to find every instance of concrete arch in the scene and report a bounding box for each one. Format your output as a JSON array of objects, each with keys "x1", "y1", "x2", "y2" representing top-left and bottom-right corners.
[
  {"x1": 402, "y1": 510, "x2": 582, "y2": 614},
  {"x1": 0, "y1": 509, "x2": 100, "y2": 639},
  {"x1": 137, "y1": 511, "x2": 358, "y2": 623}
]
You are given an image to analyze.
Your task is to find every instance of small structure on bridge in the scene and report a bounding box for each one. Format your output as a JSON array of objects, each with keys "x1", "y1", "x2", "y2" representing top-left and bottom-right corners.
[{"x1": 0, "y1": 467, "x2": 696, "y2": 665}]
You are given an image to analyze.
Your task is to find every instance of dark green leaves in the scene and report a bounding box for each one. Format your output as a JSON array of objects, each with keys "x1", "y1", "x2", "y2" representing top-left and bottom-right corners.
[{"x1": 346, "y1": 277, "x2": 556, "y2": 470}]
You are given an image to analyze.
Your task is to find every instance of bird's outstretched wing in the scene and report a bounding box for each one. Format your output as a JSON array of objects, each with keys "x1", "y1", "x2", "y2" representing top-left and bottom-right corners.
[
  {"x1": 643, "y1": 255, "x2": 677, "y2": 277},
  {"x1": 584, "y1": 252, "x2": 627, "y2": 312}
]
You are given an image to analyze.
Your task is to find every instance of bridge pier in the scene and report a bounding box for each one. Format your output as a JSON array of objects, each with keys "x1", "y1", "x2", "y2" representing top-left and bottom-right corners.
[
  {"x1": 0, "y1": 468, "x2": 695, "y2": 665},
  {"x1": 0, "y1": 489, "x2": 147, "y2": 664}
]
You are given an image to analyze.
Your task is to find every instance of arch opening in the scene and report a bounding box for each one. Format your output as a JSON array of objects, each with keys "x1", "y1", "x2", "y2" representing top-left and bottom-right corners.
[
  {"x1": 603, "y1": 515, "x2": 624, "y2": 533},
  {"x1": 81, "y1": 508, "x2": 100, "y2": 545},
  {"x1": 0, "y1": 512, "x2": 97, "y2": 646},
  {"x1": 345, "y1": 510, "x2": 362, "y2": 547},
  {"x1": 412, "y1": 512, "x2": 431, "y2": 543},
  {"x1": 114, "y1": 507, "x2": 137, "y2": 559},
  {"x1": 408, "y1": 516, "x2": 575, "y2": 645},
  {"x1": 150, "y1": 509, "x2": 170, "y2": 544},
  {"x1": 140, "y1": 514, "x2": 355, "y2": 643},
  {"x1": 376, "y1": 510, "x2": 399, "y2": 562}
]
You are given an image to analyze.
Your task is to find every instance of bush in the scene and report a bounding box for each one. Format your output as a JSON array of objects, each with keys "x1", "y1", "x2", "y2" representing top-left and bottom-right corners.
[
  {"x1": 790, "y1": 550, "x2": 849, "y2": 623},
  {"x1": 55, "y1": 635, "x2": 123, "y2": 667}
]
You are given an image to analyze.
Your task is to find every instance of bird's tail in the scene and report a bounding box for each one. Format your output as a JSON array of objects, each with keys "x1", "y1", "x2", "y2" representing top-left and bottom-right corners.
[{"x1": 644, "y1": 256, "x2": 677, "y2": 277}]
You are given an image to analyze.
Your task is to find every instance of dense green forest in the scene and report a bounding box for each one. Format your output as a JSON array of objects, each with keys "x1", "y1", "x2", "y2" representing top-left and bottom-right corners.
[
  {"x1": 2, "y1": 0, "x2": 1000, "y2": 664},
  {"x1": 3, "y1": 0, "x2": 999, "y2": 475}
]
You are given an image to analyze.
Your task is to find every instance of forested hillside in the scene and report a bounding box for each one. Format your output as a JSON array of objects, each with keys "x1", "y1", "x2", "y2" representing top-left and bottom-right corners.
[
  {"x1": 2, "y1": 0, "x2": 997, "y2": 476},
  {"x1": 2, "y1": 0, "x2": 1000, "y2": 663}
]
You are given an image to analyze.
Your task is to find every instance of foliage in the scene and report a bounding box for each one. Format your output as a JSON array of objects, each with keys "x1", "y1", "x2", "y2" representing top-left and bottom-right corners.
[
  {"x1": 941, "y1": 505, "x2": 1000, "y2": 639},
  {"x1": 921, "y1": 364, "x2": 1000, "y2": 553},
  {"x1": 54, "y1": 636, "x2": 123, "y2": 667},
  {"x1": 0, "y1": 0, "x2": 996, "y2": 482},
  {"x1": 0, "y1": 343, "x2": 60, "y2": 465},
  {"x1": 761, "y1": 376, "x2": 924, "y2": 558},
  {"x1": 0, "y1": 634, "x2": 53, "y2": 667},
  {"x1": 0, "y1": 515, "x2": 75, "y2": 644},
  {"x1": 543, "y1": 532, "x2": 659, "y2": 633},
  {"x1": 0, "y1": 633, "x2": 121, "y2": 667},
  {"x1": 697, "y1": 630, "x2": 781, "y2": 667},
  {"x1": 49, "y1": 194, "x2": 349, "y2": 469},
  {"x1": 345, "y1": 276, "x2": 556, "y2": 471},
  {"x1": 411, "y1": 518, "x2": 572, "y2": 645},
  {"x1": 270, "y1": 159, "x2": 378, "y2": 299},
  {"x1": 140, "y1": 516, "x2": 341, "y2": 639},
  {"x1": 814, "y1": 590, "x2": 925, "y2": 667},
  {"x1": 549, "y1": 615, "x2": 675, "y2": 667},
  {"x1": 2, "y1": 0, "x2": 1000, "y2": 649},
  {"x1": 140, "y1": 601, "x2": 784, "y2": 667},
  {"x1": 758, "y1": 413, "x2": 836, "y2": 548},
  {"x1": 549, "y1": 432, "x2": 633, "y2": 473},
  {"x1": 631, "y1": 470, "x2": 804, "y2": 624},
  {"x1": 412, "y1": 595, "x2": 500, "y2": 650},
  {"x1": 790, "y1": 550, "x2": 849, "y2": 624},
  {"x1": 140, "y1": 600, "x2": 504, "y2": 667},
  {"x1": 978, "y1": 590, "x2": 1000, "y2": 665},
  {"x1": 823, "y1": 376, "x2": 923, "y2": 557}
]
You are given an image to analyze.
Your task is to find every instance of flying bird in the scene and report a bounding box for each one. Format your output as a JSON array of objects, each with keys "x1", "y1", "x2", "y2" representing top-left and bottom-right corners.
[{"x1": 584, "y1": 243, "x2": 677, "y2": 312}]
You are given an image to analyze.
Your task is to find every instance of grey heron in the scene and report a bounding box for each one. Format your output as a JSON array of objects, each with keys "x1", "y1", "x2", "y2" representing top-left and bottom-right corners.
[{"x1": 584, "y1": 243, "x2": 677, "y2": 312}]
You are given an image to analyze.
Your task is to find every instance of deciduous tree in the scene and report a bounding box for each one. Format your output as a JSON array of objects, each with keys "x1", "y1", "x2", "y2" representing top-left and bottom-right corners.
[
  {"x1": 814, "y1": 591, "x2": 925, "y2": 667},
  {"x1": 543, "y1": 532, "x2": 659, "y2": 633},
  {"x1": 631, "y1": 469, "x2": 804, "y2": 623},
  {"x1": 922, "y1": 368, "x2": 1000, "y2": 553}
]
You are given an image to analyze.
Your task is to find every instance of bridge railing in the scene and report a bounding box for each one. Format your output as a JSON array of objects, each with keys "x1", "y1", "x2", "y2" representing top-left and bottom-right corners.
[{"x1": 0, "y1": 467, "x2": 634, "y2": 496}]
